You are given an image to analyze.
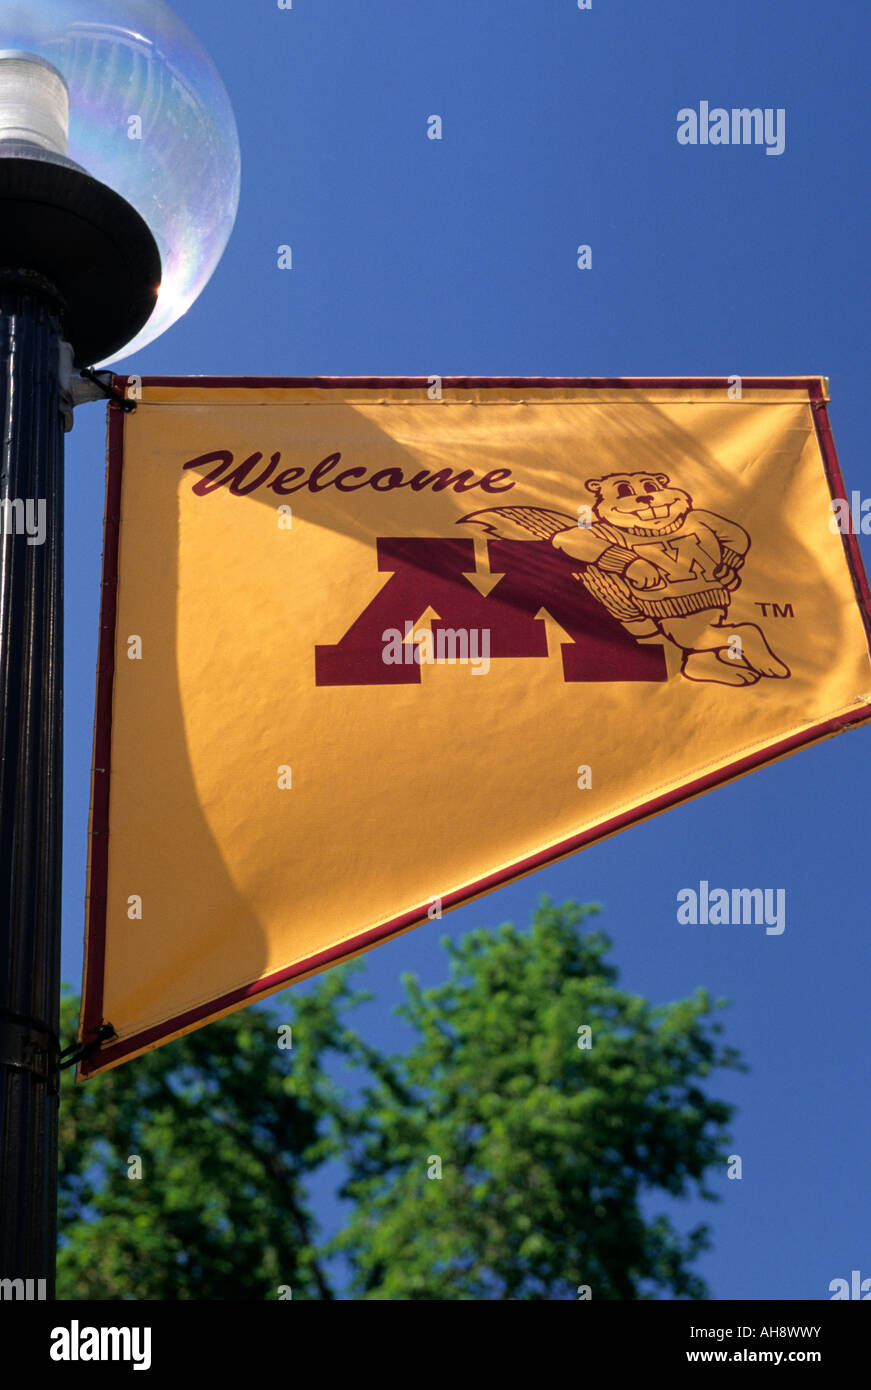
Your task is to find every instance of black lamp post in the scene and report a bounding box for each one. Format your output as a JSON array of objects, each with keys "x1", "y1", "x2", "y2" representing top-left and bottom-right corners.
[{"x1": 0, "y1": 50, "x2": 160, "y2": 1293}]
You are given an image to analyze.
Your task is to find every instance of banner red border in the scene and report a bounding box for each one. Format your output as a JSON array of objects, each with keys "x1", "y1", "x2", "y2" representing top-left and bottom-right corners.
[{"x1": 79, "y1": 377, "x2": 871, "y2": 1076}]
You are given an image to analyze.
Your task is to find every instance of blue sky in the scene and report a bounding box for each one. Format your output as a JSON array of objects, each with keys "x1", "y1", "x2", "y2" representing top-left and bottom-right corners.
[{"x1": 61, "y1": 0, "x2": 870, "y2": 1299}]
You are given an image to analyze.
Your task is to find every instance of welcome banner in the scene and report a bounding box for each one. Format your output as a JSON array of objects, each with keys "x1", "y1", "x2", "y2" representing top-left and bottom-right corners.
[{"x1": 79, "y1": 377, "x2": 871, "y2": 1076}]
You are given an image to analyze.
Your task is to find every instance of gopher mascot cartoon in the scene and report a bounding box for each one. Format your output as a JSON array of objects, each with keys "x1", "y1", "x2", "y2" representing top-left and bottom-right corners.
[{"x1": 461, "y1": 472, "x2": 790, "y2": 686}]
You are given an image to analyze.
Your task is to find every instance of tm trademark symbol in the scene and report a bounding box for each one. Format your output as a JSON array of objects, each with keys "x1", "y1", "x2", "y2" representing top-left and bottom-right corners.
[{"x1": 755, "y1": 602, "x2": 794, "y2": 618}]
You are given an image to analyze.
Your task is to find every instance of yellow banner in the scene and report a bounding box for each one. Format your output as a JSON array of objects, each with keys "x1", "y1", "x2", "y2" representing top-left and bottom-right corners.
[{"x1": 79, "y1": 377, "x2": 871, "y2": 1076}]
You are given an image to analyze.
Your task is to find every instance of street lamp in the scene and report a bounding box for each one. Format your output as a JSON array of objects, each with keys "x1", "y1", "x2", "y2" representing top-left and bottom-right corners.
[
  {"x1": 0, "y1": 0, "x2": 241, "y2": 361},
  {"x1": 0, "y1": 0, "x2": 239, "y2": 1294}
]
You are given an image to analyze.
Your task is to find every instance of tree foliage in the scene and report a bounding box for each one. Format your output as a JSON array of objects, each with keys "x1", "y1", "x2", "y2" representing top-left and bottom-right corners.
[
  {"x1": 57, "y1": 968, "x2": 357, "y2": 1299},
  {"x1": 58, "y1": 899, "x2": 743, "y2": 1299},
  {"x1": 333, "y1": 900, "x2": 744, "y2": 1299}
]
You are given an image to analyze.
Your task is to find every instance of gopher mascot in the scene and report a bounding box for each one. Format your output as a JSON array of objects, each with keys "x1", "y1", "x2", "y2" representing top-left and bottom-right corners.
[{"x1": 460, "y1": 472, "x2": 790, "y2": 686}]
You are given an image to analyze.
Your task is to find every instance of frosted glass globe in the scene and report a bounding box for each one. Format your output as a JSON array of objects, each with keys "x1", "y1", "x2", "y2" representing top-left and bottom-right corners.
[{"x1": 0, "y1": 0, "x2": 240, "y2": 363}]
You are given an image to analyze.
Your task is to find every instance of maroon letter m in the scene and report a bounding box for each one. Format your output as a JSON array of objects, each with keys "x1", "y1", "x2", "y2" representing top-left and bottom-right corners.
[{"x1": 314, "y1": 537, "x2": 666, "y2": 685}]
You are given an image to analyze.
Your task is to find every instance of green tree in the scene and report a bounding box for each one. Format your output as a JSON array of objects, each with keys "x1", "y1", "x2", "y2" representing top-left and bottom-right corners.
[
  {"x1": 57, "y1": 967, "x2": 359, "y2": 1300},
  {"x1": 58, "y1": 898, "x2": 743, "y2": 1300},
  {"x1": 332, "y1": 899, "x2": 744, "y2": 1299}
]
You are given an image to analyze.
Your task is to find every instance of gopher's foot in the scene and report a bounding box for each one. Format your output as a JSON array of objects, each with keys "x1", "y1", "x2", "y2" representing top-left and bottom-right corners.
[
  {"x1": 682, "y1": 650, "x2": 759, "y2": 686},
  {"x1": 732, "y1": 625, "x2": 790, "y2": 678}
]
